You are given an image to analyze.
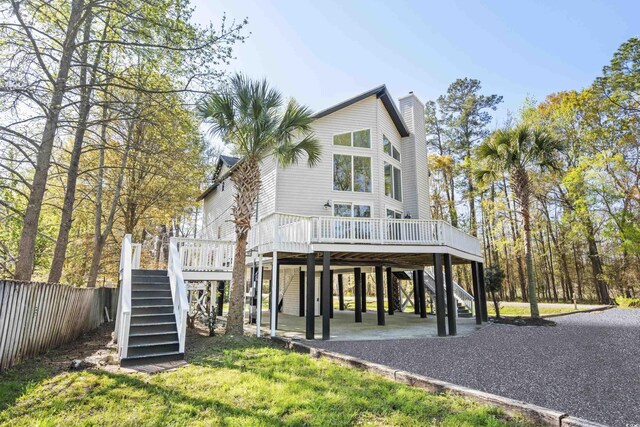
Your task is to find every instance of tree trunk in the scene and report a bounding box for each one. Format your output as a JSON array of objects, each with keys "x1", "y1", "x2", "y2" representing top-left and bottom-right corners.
[
  {"x1": 14, "y1": 0, "x2": 86, "y2": 281},
  {"x1": 49, "y1": 10, "x2": 98, "y2": 283},
  {"x1": 513, "y1": 169, "x2": 539, "y2": 317},
  {"x1": 226, "y1": 158, "x2": 262, "y2": 335},
  {"x1": 584, "y1": 218, "x2": 611, "y2": 304}
]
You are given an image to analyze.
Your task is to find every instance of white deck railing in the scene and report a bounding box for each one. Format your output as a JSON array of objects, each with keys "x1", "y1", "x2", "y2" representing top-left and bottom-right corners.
[
  {"x1": 168, "y1": 238, "x2": 189, "y2": 354},
  {"x1": 115, "y1": 234, "x2": 133, "y2": 359},
  {"x1": 180, "y1": 213, "x2": 481, "y2": 273}
]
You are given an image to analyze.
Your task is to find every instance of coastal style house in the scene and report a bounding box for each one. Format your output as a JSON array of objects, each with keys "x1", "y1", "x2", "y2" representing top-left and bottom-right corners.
[{"x1": 115, "y1": 86, "x2": 487, "y2": 365}]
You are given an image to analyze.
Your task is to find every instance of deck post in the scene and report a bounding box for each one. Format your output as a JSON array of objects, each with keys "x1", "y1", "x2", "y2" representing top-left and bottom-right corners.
[
  {"x1": 433, "y1": 254, "x2": 447, "y2": 337},
  {"x1": 299, "y1": 269, "x2": 305, "y2": 317},
  {"x1": 329, "y1": 269, "x2": 334, "y2": 318},
  {"x1": 256, "y1": 256, "x2": 263, "y2": 336},
  {"x1": 361, "y1": 272, "x2": 367, "y2": 312},
  {"x1": 417, "y1": 269, "x2": 427, "y2": 318},
  {"x1": 322, "y1": 252, "x2": 331, "y2": 340},
  {"x1": 354, "y1": 268, "x2": 362, "y2": 323},
  {"x1": 319, "y1": 271, "x2": 323, "y2": 316},
  {"x1": 306, "y1": 252, "x2": 316, "y2": 339},
  {"x1": 216, "y1": 281, "x2": 225, "y2": 316},
  {"x1": 478, "y1": 262, "x2": 488, "y2": 322},
  {"x1": 386, "y1": 267, "x2": 393, "y2": 315},
  {"x1": 412, "y1": 270, "x2": 419, "y2": 314},
  {"x1": 338, "y1": 274, "x2": 344, "y2": 310},
  {"x1": 270, "y1": 252, "x2": 278, "y2": 337},
  {"x1": 443, "y1": 253, "x2": 457, "y2": 336},
  {"x1": 375, "y1": 265, "x2": 385, "y2": 326},
  {"x1": 471, "y1": 261, "x2": 482, "y2": 325}
]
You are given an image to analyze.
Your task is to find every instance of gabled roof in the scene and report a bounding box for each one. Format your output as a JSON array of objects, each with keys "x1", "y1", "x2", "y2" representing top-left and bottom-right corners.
[
  {"x1": 312, "y1": 85, "x2": 410, "y2": 137},
  {"x1": 197, "y1": 155, "x2": 241, "y2": 201}
]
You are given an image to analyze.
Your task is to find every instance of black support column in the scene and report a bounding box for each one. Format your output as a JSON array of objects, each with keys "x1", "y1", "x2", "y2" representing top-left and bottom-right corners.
[
  {"x1": 274, "y1": 264, "x2": 280, "y2": 329},
  {"x1": 471, "y1": 261, "x2": 482, "y2": 325},
  {"x1": 329, "y1": 269, "x2": 334, "y2": 318},
  {"x1": 354, "y1": 268, "x2": 362, "y2": 322},
  {"x1": 305, "y1": 253, "x2": 316, "y2": 339},
  {"x1": 417, "y1": 269, "x2": 427, "y2": 318},
  {"x1": 478, "y1": 262, "x2": 488, "y2": 322},
  {"x1": 386, "y1": 267, "x2": 394, "y2": 315},
  {"x1": 319, "y1": 272, "x2": 323, "y2": 316},
  {"x1": 375, "y1": 266, "x2": 385, "y2": 326},
  {"x1": 361, "y1": 272, "x2": 367, "y2": 312},
  {"x1": 322, "y1": 252, "x2": 331, "y2": 340},
  {"x1": 216, "y1": 281, "x2": 225, "y2": 316},
  {"x1": 433, "y1": 254, "x2": 447, "y2": 337},
  {"x1": 412, "y1": 270, "x2": 419, "y2": 314},
  {"x1": 299, "y1": 270, "x2": 305, "y2": 317},
  {"x1": 338, "y1": 274, "x2": 344, "y2": 310},
  {"x1": 444, "y1": 254, "x2": 456, "y2": 336}
]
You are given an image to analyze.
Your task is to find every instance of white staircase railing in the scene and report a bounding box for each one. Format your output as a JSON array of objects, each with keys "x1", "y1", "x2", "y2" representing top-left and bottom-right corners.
[
  {"x1": 168, "y1": 237, "x2": 189, "y2": 354},
  {"x1": 424, "y1": 268, "x2": 475, "y2": 314},
  {"x1": 174, "y1": 237, "x2": 234, "y2": 272},
  {"x1": 115, "y1": 234, "x2": 133, "y2": 359}
]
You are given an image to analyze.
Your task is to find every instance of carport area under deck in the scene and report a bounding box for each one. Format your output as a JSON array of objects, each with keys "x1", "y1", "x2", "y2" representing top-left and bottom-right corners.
[
  {"x1": 252, "y1": 309, "x2": 483, "y2": 341},
  {"x1": 252, "y1": 247, "x2": 488, "y2": 341}
]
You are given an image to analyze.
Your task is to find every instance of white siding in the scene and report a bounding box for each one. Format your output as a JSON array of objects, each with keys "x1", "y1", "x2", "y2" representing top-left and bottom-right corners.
[
  {"x1": 202, "y1": 158, "x2": 277, "y2": 238},
  {"x1": 399, "y1": 94, "x2": 431, "y2": 220},
  {"x1": 281, "y1": 266, "x2": 301, "y2": 316}
]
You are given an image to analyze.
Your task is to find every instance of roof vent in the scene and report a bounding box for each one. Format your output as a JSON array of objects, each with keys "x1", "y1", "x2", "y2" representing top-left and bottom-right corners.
[{"x1": 409, "y1": 91, "x2": 413, "y2": 94}]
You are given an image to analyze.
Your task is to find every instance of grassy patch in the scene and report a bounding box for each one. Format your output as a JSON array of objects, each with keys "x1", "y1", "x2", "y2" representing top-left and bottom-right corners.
[
  {"x1": 0, "y1": 335, "x2": 530, "y2": 426},
  {"x1": 487, "y1": 304, "x2": 585, "y2": 317},
  {"x1": 615, "y1": 297, "x2": 640, "y2": 308}
]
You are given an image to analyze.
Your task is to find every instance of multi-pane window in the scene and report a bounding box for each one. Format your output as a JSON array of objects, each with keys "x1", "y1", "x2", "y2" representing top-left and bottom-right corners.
[
  {"x1": 386, "y1": 209, "x2": 402, "y2": 219},
  {"x1": 382, "y1": 134, "x2": 400, "y2": 161},
  {"x1": 333, "y1": 129, "x2": 371, "y2": 148},
  {"x1": 384, "y1": 162, "x2": 402, "y2": 201},
  {"x1": 333, "y1": 155, "x2": 371, "y2": 192},
  {"x1": 334, "y1": 203, "x2": 371, "y2": 218}
]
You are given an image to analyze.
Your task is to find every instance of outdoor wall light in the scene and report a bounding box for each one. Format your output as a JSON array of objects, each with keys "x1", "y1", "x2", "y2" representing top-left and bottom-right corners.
[
  {"x1": 404, "y1": 213, "x2": 412, "y2": 219},
  {"x1": 323, "y1": 200, "x2": 332, "y2": 210}
]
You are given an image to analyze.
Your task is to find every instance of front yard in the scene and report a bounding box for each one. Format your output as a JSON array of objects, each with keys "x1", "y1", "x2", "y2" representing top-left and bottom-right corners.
[{"x1": 0, "y1": 325, "x2": 530, "y2": 426}]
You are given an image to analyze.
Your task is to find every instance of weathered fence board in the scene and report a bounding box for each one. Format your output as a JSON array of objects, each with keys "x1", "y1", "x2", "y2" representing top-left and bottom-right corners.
[{"x1": 0, "y1": 280, "x2": 115, "y2": 372}]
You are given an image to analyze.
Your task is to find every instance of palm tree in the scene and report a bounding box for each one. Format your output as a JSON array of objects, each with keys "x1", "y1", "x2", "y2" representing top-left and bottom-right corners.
[
  {"x1": 477, "y1": 125, "x2": 562, "y2": 318},
  {"x1": 198, "y1": 74, "x2": 321, "y2": 335}
]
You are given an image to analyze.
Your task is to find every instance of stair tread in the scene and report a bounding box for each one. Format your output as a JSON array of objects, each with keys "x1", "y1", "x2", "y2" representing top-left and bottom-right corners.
[
  {"x1": 129, "y1": 341, "x2": 179, "y2": 348},
  {"x1": 132, "y1": 313, "x2": 175, "y2": 317},
  {"x1": 123, "y1": 351, "x2": 181, "y2": 360},
  {"x1": 130, "y1": 331, "x2": 178, "y2": 337},
  {"x1": 132, "y1": 321, "x2": 176, "y2": 326}
]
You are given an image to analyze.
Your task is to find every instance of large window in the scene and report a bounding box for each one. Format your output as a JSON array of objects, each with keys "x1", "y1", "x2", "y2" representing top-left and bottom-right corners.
[
  {"x1": 334, "y1": 203, "x2": 371, "y2": 218},
  {"x1": 383, "y1": 134, "x2": 401, "y2": 161},
  {"x1": 384, "y1": 162, "x2": 402, "y2": 201},
  {"x1": 333, "y1": 155, "x2": 371, "y2": 192},
  {"x1": 333, "y1": 129, "x2": 371, "y2": 148},
  {"x1": 333, "y1": 203, "x2": 371, "y2": 239}
]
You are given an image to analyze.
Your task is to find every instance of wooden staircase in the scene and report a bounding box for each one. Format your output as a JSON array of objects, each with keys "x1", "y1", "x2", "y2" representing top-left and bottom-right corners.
[{"x1": 120, "y1": 269, "x2": 184, "y2": 366}]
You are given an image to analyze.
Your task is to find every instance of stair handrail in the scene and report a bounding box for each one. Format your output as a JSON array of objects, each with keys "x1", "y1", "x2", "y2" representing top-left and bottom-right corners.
[
  {"x1": 115, "y1": 234, "x2": 133, "y2": 359},
  {"x1": 168, "y1": 237, "x2": 188, "y2": 354},
  {"x1": 423, "y1": 268, "x2": 475, "y2": 314}
]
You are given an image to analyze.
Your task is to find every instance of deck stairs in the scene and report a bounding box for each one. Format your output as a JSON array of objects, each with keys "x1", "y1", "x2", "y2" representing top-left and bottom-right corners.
[
  {"x1": 121, "y1": 269, "x2": 183, "y2": 366},
  {"x1": 424, "y1": 268, "x2": 475, "y2": 318}
]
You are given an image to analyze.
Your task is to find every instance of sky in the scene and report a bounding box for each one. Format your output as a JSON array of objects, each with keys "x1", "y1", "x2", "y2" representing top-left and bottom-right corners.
[{"x1": 192, "y1": 0, "x2": 638, "y2": 126}]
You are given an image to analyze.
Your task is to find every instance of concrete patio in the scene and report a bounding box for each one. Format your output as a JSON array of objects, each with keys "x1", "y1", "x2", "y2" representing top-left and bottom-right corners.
[{"x1": 254, "y1": 309, "x2": 483, "y2": 341}]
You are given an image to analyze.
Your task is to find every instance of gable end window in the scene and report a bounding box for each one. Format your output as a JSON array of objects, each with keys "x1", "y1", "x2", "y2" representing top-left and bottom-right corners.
[
  {"x1": 334, "y1": 154, "x2": 371, "y2": 192},
  {"x1": 333, "y1": 129, "x2": 371, "y2": 148},
  {"x1": 383, "y1": 134, "x2": 401, "y2": 161}
]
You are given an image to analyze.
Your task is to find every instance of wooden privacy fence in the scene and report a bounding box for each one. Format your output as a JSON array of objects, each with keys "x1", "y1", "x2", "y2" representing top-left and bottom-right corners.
[{"x1": 0, "y1": 280, "x2": 116, "y2": 372}]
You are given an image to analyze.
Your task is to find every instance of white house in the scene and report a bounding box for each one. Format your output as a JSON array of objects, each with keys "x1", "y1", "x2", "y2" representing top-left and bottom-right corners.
[
  {"x1": 194, "y1": 85, "x2": 487, "y2": 340},
  {"x1": 115, "y1": 86, "x2": 487, "y2": 365}
]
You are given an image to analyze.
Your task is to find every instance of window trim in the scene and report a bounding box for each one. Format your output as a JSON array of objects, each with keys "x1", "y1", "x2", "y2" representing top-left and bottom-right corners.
[
  {"x1": 332, "y1": 154, "x2": 372, "y2": 193},
  {"x1": 384, "y1": 161, "x2": 403, "y2": 201},
  {"x1": 332, "y1": 128, "x2": 372, "y2": 149},
  {"x1": 382, "y1": 134, "x2": 401, "y2": 162},
  {"x1": 333, "y1": 202, "x2": 372, "y2": 218}
]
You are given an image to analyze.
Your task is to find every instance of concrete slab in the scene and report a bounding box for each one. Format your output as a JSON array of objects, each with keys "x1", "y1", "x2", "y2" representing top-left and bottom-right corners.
[{"x1": 256, "y1": 309, "x2": 483, "y2": 341}]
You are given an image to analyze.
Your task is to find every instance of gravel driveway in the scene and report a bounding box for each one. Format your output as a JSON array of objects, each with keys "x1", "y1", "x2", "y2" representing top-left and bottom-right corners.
[{"x1": 310, "y1": 308, "x2": 640, "y2": 426}]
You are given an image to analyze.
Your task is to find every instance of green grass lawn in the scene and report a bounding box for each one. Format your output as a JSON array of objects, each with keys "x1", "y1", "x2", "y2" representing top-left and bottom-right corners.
[
  {"x1": 486, "y1": 303, "x2": 588, "y2": 317},
  {"x1": 0, "y1": 332, "x2": 531, "y2": 426}
]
